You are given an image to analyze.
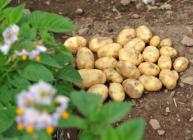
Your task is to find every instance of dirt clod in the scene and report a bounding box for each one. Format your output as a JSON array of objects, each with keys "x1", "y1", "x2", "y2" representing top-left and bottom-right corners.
[
  {"x1": 149, "y1": 119, "x2": 161, "y2": 130},
  {"x1": 157, "y1": 129, "x2": 165, "y2": 136},
  {"x1": 181, "y1": 35, "x2": 193, "y2": 47},
  {"x1": 75, "y1": 8, "x2": 84, "y2": 15}
]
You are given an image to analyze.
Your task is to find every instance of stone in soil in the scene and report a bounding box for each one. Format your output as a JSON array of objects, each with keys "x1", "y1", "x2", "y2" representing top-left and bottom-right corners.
[
  {"x1": 160, "y1": 3, "x2": 172, "y2": 10},
  {"x1": 181, "y1": 35, "x2": 193, "y2": 47},
  {"x1": 157, "y1": 129, "x2": 165, "y2": 136},
  {"x1": 189, "y1": 117, "x2": 193, "y2": 122},
  {"x1": 131, "y1": 14, "x2": 140, "y2": 19},
  {"x1": 120, "y1": 0, "x2": 131, "y2": 6},
  {"x1": 149, "y1": 119, "x2": 161, "y2": 130},
  {"x1": 75, "y1": 8, "x2": 84, "y2": 15},
  {"x1": 78, "y1": 28, "x2": 89, "y2": 35},
  {"x1": 165, "y1": 107, "x2": 170, "y2": 113},
  {"x1": 181, "y1": 76, "x2": 193, "y2": 86}
]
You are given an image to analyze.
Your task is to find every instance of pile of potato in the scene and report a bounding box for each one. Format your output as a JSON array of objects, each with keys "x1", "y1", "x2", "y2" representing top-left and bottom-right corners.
[{"x1": 64, "y1": 25, "x2": 189, "y2": 102}]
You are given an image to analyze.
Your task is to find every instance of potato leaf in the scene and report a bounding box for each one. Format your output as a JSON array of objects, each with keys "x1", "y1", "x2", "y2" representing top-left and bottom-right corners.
[{"x1": 0, "y1": 0, "x2": 11, "y2": 10}]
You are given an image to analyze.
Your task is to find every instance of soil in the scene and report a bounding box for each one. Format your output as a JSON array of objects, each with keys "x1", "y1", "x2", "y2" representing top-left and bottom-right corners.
[{"x1": 12, "y1": 0, "x2": 193, "y2": 140}]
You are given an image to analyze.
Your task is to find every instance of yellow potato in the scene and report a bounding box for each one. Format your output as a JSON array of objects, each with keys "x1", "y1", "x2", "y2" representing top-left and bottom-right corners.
[
  {"x1": 76, "y1": 47, "x2": 94, "y2": 69},
  {"x1": 64, "y1": 36, "x2": 87, "y2": 54},
  {"x1": 124, "y1": 38, "x2": 145, "y2": 52},
  {"x1": 159, "y1": 69, "x2": 178, "y2": 89},
  {"x1": 116, "y1": 60, "x2": 140, "y2": 79},
  {"x1": 139, "y1": 75, "x2": 162, "y2": 91},
  {"x1": 173, "y1": 57, "x2": 189, "y2": 72},
  {"x1": 150, "y1": 35, "x2": 160, "y2": 47},
  {"x1": 122, "y1": 79, "x2": 144, "y2": 99},
  {"x1": 172, "y1": 70, "x2": 179, "y2": 80},
  {"x1": 75, "y1": 69, "x2": 106, "y2": 88},
  {"x1": 104, "y1": 68, "x2": 123, "y2": 83},
  {"x1": 160, "y1": 38, "x2": 172, "y2": 47},
  {"x1": 87, "y1": 84, "x2": 108, "y2": 102},
  {"x1": 138, "y1": 62, "x2": 160, "y2": 76},
  {"x1": 160, "y1": 46, "x2": 177, "y2": 58},
  {"x1": 109, "y1": 83, "x2": 125, "y2": 101},
  {"x1": 97, "y1": 43, "x2": 122, "y2": 58},
  {"x1": 142, "y1": 46, "x2": 160, "y2": 63},
  {"x1": 95, "y1": 57, "x2": 117, "y2": 70},
  {"x1": 136, "y1": 25, "x2": 153, "y2": 43},
  {"x1": 119, "y1": 47, "x2": 143, "y2": 65},
  {"x1": 116, "y1": 27, "x2": 136, "y2": 46},
  {"x1": 158, "y1": 55, "x2": 172, "y2": 70},
  {"x1": 89, "y1": 37, "x2": 113, "y2": 52}
]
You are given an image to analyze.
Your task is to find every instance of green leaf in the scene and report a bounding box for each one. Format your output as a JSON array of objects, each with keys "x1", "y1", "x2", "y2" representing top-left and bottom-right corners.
[
  {"x1": 56, "y1": 82, "x2": 74, "y2": 96},
  {"x1": 8, "y1": 75, "x2": 30, "y2": 90},
  {"x1": 101, "y1": 127, "x2": 119, "y2": 140},
  {"x1": 0, "y1": 0, "x2": 11, "y2": 10},
  {"x1": 79, "y1": 131, "x2": 95, "y2": 140},
  {"x1": 0, "y1": 85, "x2": 14, "y2": 106},
  {"x1": 27, "y1": 11, "x2": 78, "y2": 33},
  {"x1": 21, "y1": 63, "x2": 54, "y2": 82},
  {"x1": 39, "y1": 54, "x2": 62, "y2": 68},
  {"x1": 54, "y1": 52, "x2": 73, "y2": 65},
  {"x1": 58, "y1": 65, "x2": 81, "y2": 83},
  {"x1": 70, "y1": 91, "x2": 101, "y2": 118}
]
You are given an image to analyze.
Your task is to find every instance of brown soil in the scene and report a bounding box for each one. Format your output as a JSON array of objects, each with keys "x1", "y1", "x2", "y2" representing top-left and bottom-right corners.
[{"x1": 12, "y1": 0, "x2": 193, "y2": 140}]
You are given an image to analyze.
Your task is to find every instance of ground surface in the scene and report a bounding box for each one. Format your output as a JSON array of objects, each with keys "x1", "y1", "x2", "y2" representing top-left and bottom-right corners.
[{"x1": 12, "y1": 0, "x2": 193, "y2": 140}]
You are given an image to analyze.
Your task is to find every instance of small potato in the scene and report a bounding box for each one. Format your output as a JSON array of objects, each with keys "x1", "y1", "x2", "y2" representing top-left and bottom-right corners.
[
  {"x1": 75, "y1": 69, "x2": 106, "y2": 88},
  {"x1": 109, "y1": 83, "x2": 125, "y2": 101},
  {"x1": 97, "y1": 43, "x2": 122, "y2": 58},
  {"x1": 116, "y1": 27, "x2": 136, "y2": 46},
  {"x1": 150, "y1": 35, "x2": 160, "y2": 47},
  {"x1": 104, "y1": 68, "x2": 123, "y2": 83},
  {"x1": 158, "y1": 55, "x2": 172, "y2": 70},
  {"x1": 173, "y1": 57, "x2": 189, "y2": 72},
  {"x1": 95, "y1": 57, "x2": 117, "y2": 70},
  {"x1": 160, "y1": 38, "x2": 172, "y2": 47},
  {"x1": 142, "y1": 46, "x2": 160, "y2": 63},
  {"x1": 160, "y1": 46, "x2": 177, "y2": 58},
  {"x1": 159, "y1": 69, "x2": 178, "y2": 89},
  {"x1": 122, "y1": 79, "x2": 144, "y2": 99},
  {"x1": 116, "y1": 60, "x2": 140, "y2": 79},
  {"x1": 124, "y1": 38, "x2": 145, "y2": 52},
  {"x1": 119, "y1": 47, "x2": 143, "y2": 65},
  {"x1": 136, "y1": 25, "x2": 153, "y2": 43},
  {"x1": 138, "y1": 62, "x2": 160, "y2": 76},
  {"x1": 64, "y1": 36, "x2": 87, "y2": 54},
  {"x1": 88, "y1": 84, "x2": 108, "y2": 102},
  {"x1": 139, "y1": 75, "x2": 162, "y2": 92},
  {"x1": 89, "y1": 37, "x2": 113, "y2": 52},
  {"x1": 172, "y1": 70, "x2": 179, "y2": 80},
  {"x1": 76, "y1": 47, "x2": 94, "y2": 69}
]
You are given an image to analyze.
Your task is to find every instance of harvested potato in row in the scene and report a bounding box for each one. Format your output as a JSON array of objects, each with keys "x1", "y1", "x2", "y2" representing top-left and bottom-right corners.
[
  {"x1": 109, "y1": 83, "x2": 125, "y2": 101},
  {"x1": 150, "y1": 35, "x2": 160, "y2": 47},
  {"x1": 124, "y1": 38, "x2": 145, "y2": 52},
  {"x1": 104, "y1": 68, "x2": 123, "y2": 83},
  {"x1": 158, "y1": 55, "x2": 172, "y2": 70},
  {"x1": 138, "y1": 62, "x2": 160, "y2": 76},
  {"x1": 142, "y1": 46, "x2": 160, "y2": 63},
  {"x1": 160, "y1": 38, "x2": 172, "y2": 47},
  {"x1": 173, "y1": 57, "x2": 189, "y2": 72},
  {"x1": 95, "y1": 57, "x2": 117, "y2": 70},
  {"x1": 136, "y1": 25, "x2": 152, "y2": 43},
  {"x1": 160, "y1": 46, "x2": 177, "y2": 58}
]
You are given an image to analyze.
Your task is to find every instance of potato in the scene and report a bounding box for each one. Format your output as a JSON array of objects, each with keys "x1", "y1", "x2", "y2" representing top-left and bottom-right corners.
[
  {"x1": 95, "y1": 57, "x2": 117, "y2": 70},
  {"x1": 97, "y1": 43, "x2": 122, "y2": 58},
  {"x1": 142, "y1": 46, "x2": 160, "y2": 63},
  {"x1": 119, "y1": 47, "x2": 143, "y2": 65},
  {"x1": 88, "y1": 84, "x2": 108, "y2": 102},
  {"x1": 160, "y1": 38, "x2": 172, "y2": 47},
  {"x1": 89, "y1": 37, "x2": 113, "y2": 52},
  {"x1": 109, "y1": 83, "x2": 125, "y2": 101},
  {"x1": 160, "y1": 46, "x2": 177, "y2": 58},
  {"x1": 75, "y1": 69, "x2": 106, "y2": 88},
  {"x1": 159, "y1": 69, "x2": 178, "y2": 89},
  {"x1": 138, "y1": 62, "x2": 160, "y2": 76},
  {"x1": 122, "y1": 79, "x2": 144, "y2": 99},
  {"x1": 150, "y1": 35, "x2": 160, "y2": 47},
  {"x1": 76, "y1": 47, "x2": 94, "y2": 69},
  {"x1": 116, "y1": 60, "x2": 140, "y2": 79},
  {"x1": 124, "y1": 38, "x2": 145, "y2": 52},
  {"x1": 157, "y1": 55, "x2": 172, "y2": 70},
  {"x1": 139, "y1": 75, "x2": 162, "y2": 91},
  {"x1": 172, "y1": 70, "x2": 179, "y2": 80},
  {"x1": 104, "y1": 68, "x2": 123, "y2": 83},
  {"x1": 136, "y1": 25, "x2": 153, "y2": 43},
  {"x1": 64, "y1": 36, "x2": 87, "y2": 54},
  {"x1": 173, "y1": 57, "x2": 189, "y2": 72},
  {"x1": 116, "y1": 27, "x2": 136, "y2": 46}
]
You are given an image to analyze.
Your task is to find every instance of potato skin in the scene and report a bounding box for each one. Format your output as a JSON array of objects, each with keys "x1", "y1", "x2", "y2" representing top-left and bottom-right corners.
[
  {"x1": 75, "y1": 69, "x2": 106, "y2": 88},
  {"x1": 116, "y1": 27, "x2": 136, "y2": 46},
  {"x1": 116, "y1": 60, "x2": 140, "y2": 79},
  {"x1": 104, "y1": 68, "x2": 123, "y2": 83},
  {"x1": 139, "y1": 75, "x2": 162, "y2": 91},
  {"x1": 160, "y1": 46, "x2": 177, "y2": 58},
  {"x1": 76, "y1": 47, "x2": 94, "y2": 69},
  {"x1": 89, "y1": 37, "x2": 113, "y2": 52},
  {"x1": 138, "y1": 62, "x2": 160, "y2": 76},
  {"x1": 142, "y1": 46, "x2": 160, "y2": 63},
  {"x1": 119, "y1": 47, "x2": 143, "y2": 65},
  {"x1": 157, "y1": 55, "x2": 172, "y2": 70},
  {"x1": 160, "y1": 38, "x2": 172, "y2": 47},
  {"x1": 122, "y1": 79, "x2": 144, "y2": 99},
  {"x1": 136, "y1": 25, "x2": 153, "y2": 43},
  {"x1": 97, "y1": 43, "x2": 122, "y2": 58},
  {"x1": 109, "y1": 83, "x2": 125, "y2": 101},
  {"x1": 88, "y1": 84, "x2": 108, "y2": 102},
  {"x1": 64, "y1": 36, "x2": 87, "y2": 54},
  {"x1": 95, "y1": 57, "x2": 117, "y2": 70},
  {"x1": 150, "y1": 35, "x2": 160, "y2": 47},
  {"x1": 124, "y1": 38, "x2": 145, "y2": 52},
  {"x1": 173, "y1": 57, "x2": 189, "y2": 72}
]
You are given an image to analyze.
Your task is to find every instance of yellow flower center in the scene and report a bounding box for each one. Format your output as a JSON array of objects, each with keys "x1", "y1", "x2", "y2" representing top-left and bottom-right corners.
[
  {"x1": 26, "y1": 124, "x2": 33, "y2": 133},
  {"x1": 21, "y1": 54, "x2": 27, "y2": 61},
  {"x1": 16, "y1": 108, "x2": 24, "y2": 116},
  {"x1": 17, "y1": 123, "x2": 24, "y2": 131},
  {"x1": 35, "y1": 55, "x2": 41, "y2": 61},
  {"x1": 46, "y1": 126, "x2": 54, "y2": 135},
  {"x1": 62, "y1": 111, "x2": 69, "y2": 120}
]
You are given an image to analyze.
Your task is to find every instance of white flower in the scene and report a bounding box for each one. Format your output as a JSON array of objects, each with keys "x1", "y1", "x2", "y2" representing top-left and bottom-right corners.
[
  {"x1": 17, "y1": 49, "x2": 29, "y2": 56},
  {"x1": 17, "y1": 91, "x2": 35, "y2": 107},
  {"x1": 0, "y1": 44, "x2": 11, "y2": 55},
  {"x1": 143, "y1": 0, "x2": 155, "y2": 4},
  {"x1": 36, "y1": 113, "x2": 56, "y2": 129},
  {"x1": 36, "y1": 44, "x2": 47, "y2": 52},
  {"x1": 3, "y1": 24, "x2": 19, "y2": 45},
  {"x1": 28, "y1": 49, "x2": 40, "y2": 60}
]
